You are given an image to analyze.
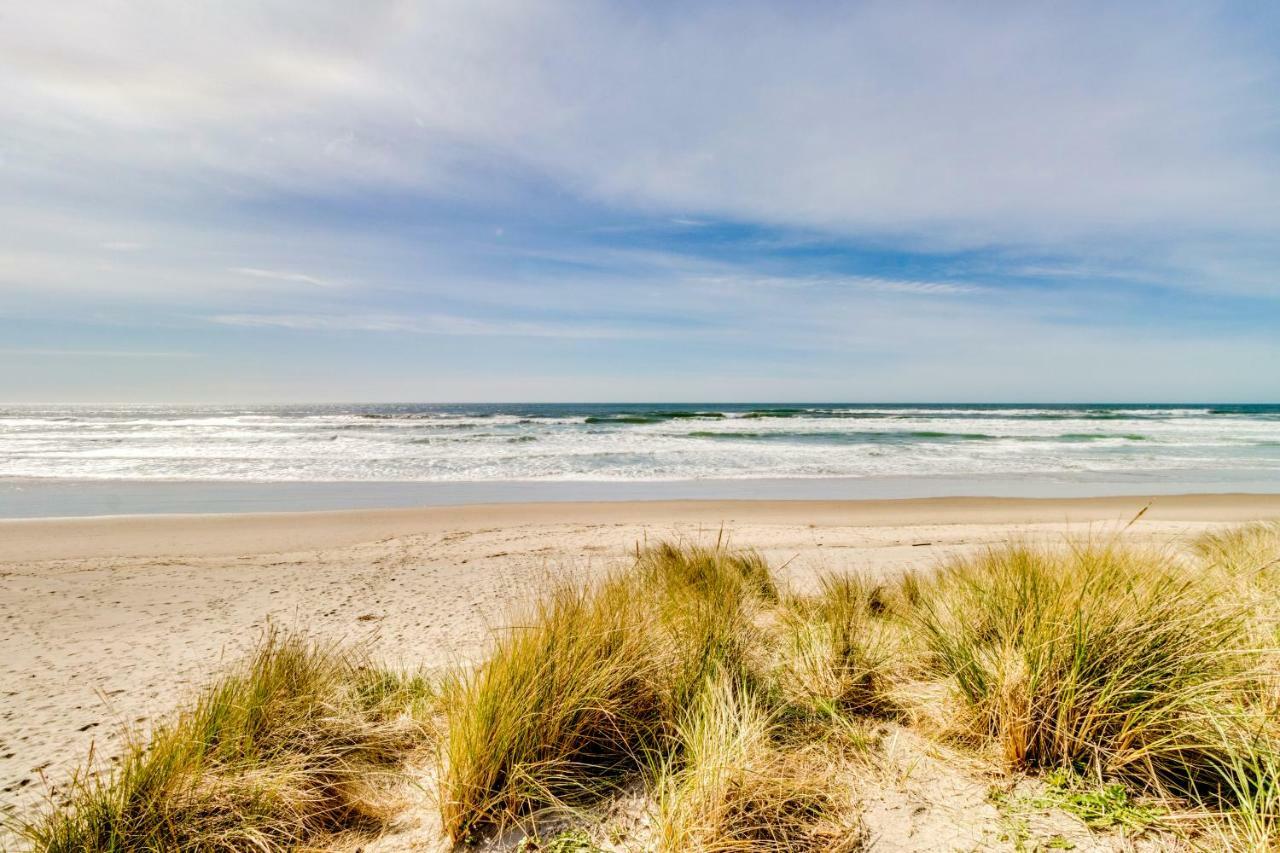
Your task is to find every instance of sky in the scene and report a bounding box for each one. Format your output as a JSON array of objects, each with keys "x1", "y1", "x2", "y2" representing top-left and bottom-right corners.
[{"x1": 1, "y1": 1, "x2": 1278, "y2": 403}]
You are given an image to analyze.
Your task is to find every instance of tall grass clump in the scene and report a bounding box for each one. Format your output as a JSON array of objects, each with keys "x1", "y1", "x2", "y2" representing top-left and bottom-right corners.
[
  {"x1": 438, "y1": 542, "x2": 783, "y2": 842},
  {"x1": 1193, "y1": 715, "x2": 1280, "y2": 851},
  {"x1": 1190, "y1": 523, "x2": 1280, "y2": 846},
  {"x1": 635, "y1": 542, "x2": 775, "y2": 712},
  {"x1": 439, "y1": 575, "x2": 665, "y2": 841},
  {"x1": 1195, "y1": 522, "x2": 1280, "y2": 633},
  {"x1": 774, "y1": 573, "x2": 898, "y2": 720},
  {"x1": 19, "y1": 630, "x2": 431, "y2": 852},
  {"x1": 1194, "y1": 522, "x2": 1280, "y2": 585},
  {"x1": 652, "y1": 674, "x2": 860, "y2": 852},
  {"x1": 912, "y1": 543, "x2": 1247, "y2": 795}
]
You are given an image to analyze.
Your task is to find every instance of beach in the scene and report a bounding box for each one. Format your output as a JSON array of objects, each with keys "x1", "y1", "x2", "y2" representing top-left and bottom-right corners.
[
  {"x1": 8, "y1": 2, "x2": 1279, "y2": 845},
  {"x1": 4, "y1": 492, "x2": 1279, "y2": 829}
]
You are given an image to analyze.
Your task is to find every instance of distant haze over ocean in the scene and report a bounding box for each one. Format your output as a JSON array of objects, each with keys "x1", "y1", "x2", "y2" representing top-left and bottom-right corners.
[{"x1": 2, "y1": 404, "x2": 1278, "y2": 516}]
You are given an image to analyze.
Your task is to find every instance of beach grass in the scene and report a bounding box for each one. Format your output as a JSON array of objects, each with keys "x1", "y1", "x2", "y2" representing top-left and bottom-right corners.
[
  {"x1": 911, "y1": 543, "x2": 1249, "y2": 793},
  {"x1": 15, "y1": 629, "x2": 434, "y2": 852},
  {"x1": 438, "y1": 574, "x2": 667, "y2": 841},
  {"x1": 772, "y1": 573, "x2": 899, "y2": 721},
  {"x1": 438, "y1": 542, "x2": 777, "y2": 841},
  {"x1": 17, "y1": 526, "x2": 1280, "y2": 851},
  {"x1": 650, "y1": 673, "x2": 859, "y2": 852},
  {"x1": 435, "y1": 541, "x2": 890, "y2": 846}
]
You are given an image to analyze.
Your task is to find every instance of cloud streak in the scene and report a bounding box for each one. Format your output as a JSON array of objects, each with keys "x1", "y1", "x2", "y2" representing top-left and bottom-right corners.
[
  {"x1": 209, "y1": 312, "x2": 659, "y2": 340},
  {"x1": 700, "y1": 274, "x2": 985, "y2": 296},
  {"x1": 230, "y1": 267, "x2": 343, "y2": 288},
  {"x1": 0, "y1": 348, "x2": 196, "y2": 359}
]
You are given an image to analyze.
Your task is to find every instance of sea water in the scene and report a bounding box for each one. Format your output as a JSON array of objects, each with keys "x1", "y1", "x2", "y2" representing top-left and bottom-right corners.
[{"x1": 1, "y1": 403, "x2": 1277, "y2": 516}]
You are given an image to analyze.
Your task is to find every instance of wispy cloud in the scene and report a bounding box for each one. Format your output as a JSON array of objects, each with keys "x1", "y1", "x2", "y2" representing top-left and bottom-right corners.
[
  {"x1": 230, "y1": 267, "x2": 343, "y2": 288},
  {"x1": 0, "y1": 347, "x2": 196, "y2": 358},
  {"x1": 697, "y1": 274, "x2": 985, "y2": 296},
  {"x1": 209, "y1": 312, "x2": 651, "y2": 339},
  {"x1": 853, "y1": 277, "x2": 984, "y2": 296}
]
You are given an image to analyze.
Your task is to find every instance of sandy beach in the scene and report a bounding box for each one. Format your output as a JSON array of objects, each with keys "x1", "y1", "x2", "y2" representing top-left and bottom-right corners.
[
  {"x1": 3, "y1": 492, "x2": 1279, "y2": 826},
  {"x1": 8, "y1": 2, "x2": 1280, "y2": 846}
]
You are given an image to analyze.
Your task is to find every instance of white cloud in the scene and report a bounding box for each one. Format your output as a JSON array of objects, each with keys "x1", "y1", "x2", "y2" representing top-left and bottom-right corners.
[
  {"x1": 208, "y1": 311, "x2": 648, "y2": 339},
  {"x1": 0, "y1": 347, "x2": 195, "y2": 358},
  {"x1": 1, "y1": 2, "x2": 1276, "y2": 274},
  {"x1": 230, "y1": 267, "x2": 343, "y2": 288},
  {"x1": 700, "y1": 274, "x2": 984, "y2": 296}
]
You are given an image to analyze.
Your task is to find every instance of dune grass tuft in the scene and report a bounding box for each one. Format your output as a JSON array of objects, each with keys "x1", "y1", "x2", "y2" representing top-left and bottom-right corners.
[
  {"x1": 438, "y1": 574, "x2": 666, "y2": 841},
  {"x1": 1193, "y1": 713, "x2": 1280, "y2": 851},
  {"x1": 636, "y1": 542, "x2": 774, "y2": 714},
  {"x1": 773, "y1": 573, "x2": 898, "y2": 720},
  {"x1": 438, "y1": 542, "x2": 784, "y2": 842},
  {"x1": 912, "y1": 543, "x2": 1249, "y2": 796},
  {"x1": 18, "y1": 629, "x2": 433, "y2": 852},
  {"x1": 1195, "y1": 522, "x2": 1280, "y2": 652},
  {"x1": 652, "y1": 674, "x2": 860, "y2": 852},
  {"x1": 1193, "y1": 522, "x2": 1280, "y2": 582},
  {"x1": 635, "y1": 540, "x2": 778, "y2": 606}
]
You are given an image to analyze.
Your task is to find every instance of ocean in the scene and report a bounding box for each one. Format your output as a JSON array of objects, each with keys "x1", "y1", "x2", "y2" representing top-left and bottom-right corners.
[{"x1": 2, "y1": 403, "x2": 1278, "y2": 516}]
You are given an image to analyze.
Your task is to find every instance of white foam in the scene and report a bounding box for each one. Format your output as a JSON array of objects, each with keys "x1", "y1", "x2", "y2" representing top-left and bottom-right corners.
[{"x1": 0, "y1": 405, "x2": 1277, "y2": 483}]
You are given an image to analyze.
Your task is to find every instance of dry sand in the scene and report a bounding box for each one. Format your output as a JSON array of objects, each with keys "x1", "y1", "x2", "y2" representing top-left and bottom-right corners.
[{"x1": 2, "y1": 493, "x2": 1279, "y2": 840}]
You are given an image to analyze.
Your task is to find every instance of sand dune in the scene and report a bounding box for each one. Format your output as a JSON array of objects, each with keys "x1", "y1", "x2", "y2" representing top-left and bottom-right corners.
[{"x1": 2, "y1": 494, "x2": 1278, "y2": 830}]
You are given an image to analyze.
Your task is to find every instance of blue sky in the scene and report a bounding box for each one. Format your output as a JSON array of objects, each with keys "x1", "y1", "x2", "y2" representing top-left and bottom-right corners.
[{"x1": 1, "y1": 1, "x2": 1278, "y2": 402}]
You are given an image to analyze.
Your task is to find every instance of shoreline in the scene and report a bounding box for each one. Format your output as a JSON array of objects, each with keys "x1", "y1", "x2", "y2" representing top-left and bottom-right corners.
[
  {"x1": 4, "y1": 473, "x2": 1280, "y2": 519},
  {"x1": 2, "y1": 493, "x2": 1279, "y2": 563}
]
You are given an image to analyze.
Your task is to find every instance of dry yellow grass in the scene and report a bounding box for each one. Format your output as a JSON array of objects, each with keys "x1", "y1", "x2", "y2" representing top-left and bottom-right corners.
[
  {"x1": 438, "y1": 574, "x2": 667, "y2": 841},
  {"x1": 772, "y1": 573, "x2": 899, "y2": 720},
  {"x1": 437, "y1": 542, "x2": 780, "y2": 842},
  {"x1": 18, "y1": 526, "x2": 1280, "y2": 851},
  {"x1": 15, "y1": 629, "x2": 434, "y2": 851},
  {"x1": 912, "y1": 544, "x2": 1248, "y2": 788},
  {"x1": 651, "y1": 674, "x2": 860, "y2": 852}
]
